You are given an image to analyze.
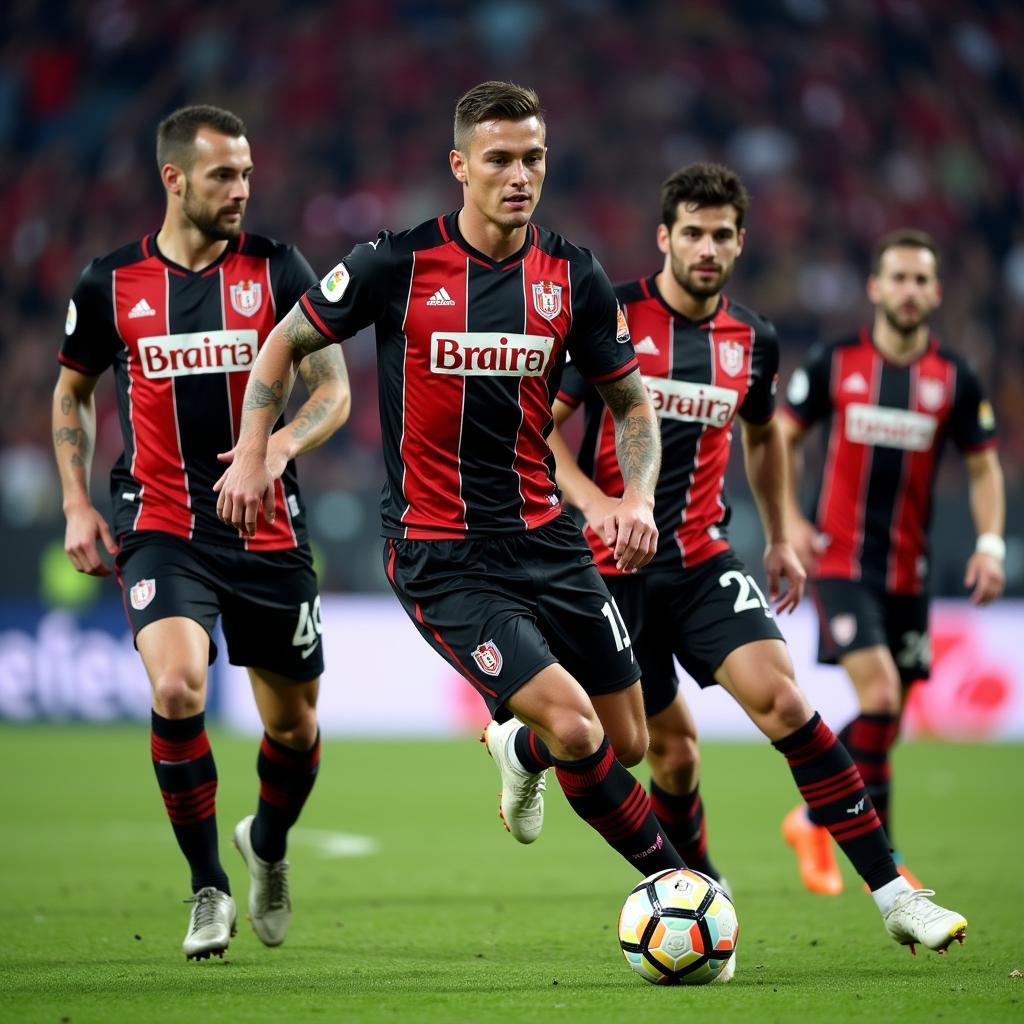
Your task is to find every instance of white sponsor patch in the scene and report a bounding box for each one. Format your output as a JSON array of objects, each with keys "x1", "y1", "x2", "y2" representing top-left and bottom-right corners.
[
  {"x1": 138, "y1": 329, "x2": 258, "y2": 379},
  {"x1": 65, "y1": 299, "x2": 77, "y2": 336},
  {"x1": 844, "y1": 403, "x2": 937, "y2": 451},
  {"x1": 787, "y1": 367, "x2": 809, "y2": 405},
  {"x1": 320, "y1": 263, "x2": 350, "y2": 302},
  {"x1": 643, "y1": 377, "x2": 738, "y2": 427},
  {"x1": 130, "y1": 578, "x2": 156, "y2": 610},
  {"x1": 430, "y1": 332, "x2": 554, "y2": 377}
]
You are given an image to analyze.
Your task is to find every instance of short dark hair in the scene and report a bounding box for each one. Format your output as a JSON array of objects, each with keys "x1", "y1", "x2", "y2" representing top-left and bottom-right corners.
[
  {"x1": 871, "y1": 228, "x2": 941, "y2": 276},
  {"x1": 453, "y1": 81, "x2": 543, "y2": 151},
  {"x1": 660, "y1": 162, "x2": 749, "y2": 231},
  {"x1": 156, "y1": 104, "x2": 247, "y2": 172}
]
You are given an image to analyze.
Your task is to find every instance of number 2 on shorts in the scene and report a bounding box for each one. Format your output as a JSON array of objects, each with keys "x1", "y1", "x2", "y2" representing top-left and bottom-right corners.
[{"x1": 718, "y1": 570, "x2": 773, "y2": 617}]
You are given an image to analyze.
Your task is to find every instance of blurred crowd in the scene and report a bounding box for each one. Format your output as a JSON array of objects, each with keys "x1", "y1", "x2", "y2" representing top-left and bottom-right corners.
[{"x1": 1, "y1": 0, "x2": 1022, "y2": 592}]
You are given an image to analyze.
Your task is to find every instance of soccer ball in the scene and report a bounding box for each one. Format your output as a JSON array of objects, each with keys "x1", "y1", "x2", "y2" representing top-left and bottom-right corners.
[{"x1": 618, "y1": 868, "x2": 738, "y2": 984}]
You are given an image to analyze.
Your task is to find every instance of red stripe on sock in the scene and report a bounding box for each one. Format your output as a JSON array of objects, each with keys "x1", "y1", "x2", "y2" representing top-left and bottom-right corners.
[
  {"x1": 160, "y1": 780, "x2": 217, "y2": 824},
  {"x1": 829, "y1": 809, "x2": 884, "y2": 842},
  {"x1": 554, "y1": 744, "x2": 616, "y2": 798},
  {"x1": 784, "y1": 721, "x2": 837, "y2": 767},
  {"x1": 587, "y1": 783, "x2": 649, "y2": 842},
  {"x1": 151, "y1": 731, "x2": 211, "y2": 764},
  {"x1": 260, "y1": 735, "x2": 320, "y2": 769}
]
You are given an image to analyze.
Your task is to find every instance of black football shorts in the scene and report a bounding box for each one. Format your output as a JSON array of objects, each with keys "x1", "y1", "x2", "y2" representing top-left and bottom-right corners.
[
  {"x1": 115, "y1": 531, "x2": 324, "y2": 681},
  {"x1": 383, "y1": 513, "x2": 642, "y2": 717},
  {"x1": 607, "y1": 550, "x2": 786, "y2": 716},
  {"x1": 812, "y1": 577, "x2": 930, "y2": 684}
]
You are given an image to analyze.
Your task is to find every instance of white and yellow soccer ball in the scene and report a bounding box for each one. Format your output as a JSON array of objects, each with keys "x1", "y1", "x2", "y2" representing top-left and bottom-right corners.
[{"x1": 618, "y1": 868, "x2": 738, "y2": 984}]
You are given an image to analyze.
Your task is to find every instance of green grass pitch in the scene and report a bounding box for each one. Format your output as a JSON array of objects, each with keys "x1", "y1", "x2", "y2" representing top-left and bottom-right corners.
[{"x1": 1, "y1": 726, "x2": 1022, "y2": 1023}]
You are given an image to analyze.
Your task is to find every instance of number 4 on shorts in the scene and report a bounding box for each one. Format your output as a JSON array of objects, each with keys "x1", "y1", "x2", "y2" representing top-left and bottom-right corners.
[{"x1": 292, "y1": 595, "x2": 323, "y2": 659}]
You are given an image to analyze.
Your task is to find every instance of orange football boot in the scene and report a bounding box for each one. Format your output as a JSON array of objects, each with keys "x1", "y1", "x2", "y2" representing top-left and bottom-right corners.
[{"x1": 782, "y1": 805, "x2": 843, "y2": 895}]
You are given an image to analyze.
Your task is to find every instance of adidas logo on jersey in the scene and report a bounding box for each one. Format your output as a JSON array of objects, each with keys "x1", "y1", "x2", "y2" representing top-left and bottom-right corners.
[
  {"x1": 842, "y1": 371, "x2": 869, "y2": 394},
  {"x1": 633, "y1": 335, "x2": 660, "y2": 355},
  {"x1": 128, "y1": 298, "x2": 157, "y2": 319},
  {"x1": 426, "y1": 288, "x2": 456, "y2": 307}
]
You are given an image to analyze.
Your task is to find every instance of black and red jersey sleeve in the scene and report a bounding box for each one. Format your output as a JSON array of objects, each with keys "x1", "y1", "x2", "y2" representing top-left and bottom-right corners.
[
  {"x1": 947, "y1": 357, "x2": 998, "y2": 452},
  {"x1": 555, "y1": 357, "x2": 593, "y2": 409},
  {"x1": 564, "y1": 254, "x2": 638, "y2": 385},
  {"x1": 58, "y1": 260, "x2": 120, "y2": 375},
  {"x1": 785, "y1": 342, "x2": 833, "y2": 426},
  {"x1": 271, "y1": 245, "x2": 318, "y2": 313},
  {"x1": 297, "y1": 232, "x2": 394, "y2": 342},
  {"x1": 738, "y1": 318, "x2": 780, "y2": 424}
]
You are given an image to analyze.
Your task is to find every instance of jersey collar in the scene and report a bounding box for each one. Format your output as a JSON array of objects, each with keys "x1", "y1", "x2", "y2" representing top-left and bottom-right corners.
[{"x1": 442, "y1": 211, "x2": 536, "y2": 271}]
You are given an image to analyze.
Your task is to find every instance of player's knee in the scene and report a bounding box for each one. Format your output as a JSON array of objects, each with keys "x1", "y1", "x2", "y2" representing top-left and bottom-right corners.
[
  {"x1": 264, "y1": 707, "x2": 319, "y2": 750},
  {"x1": 151, "y1": 672, "x2": 204, "y2": 718},
  {"x1": 649, "y1": 730, "x2": 700, "y2": 781},
  {"x1": 548, "y1": 709, "x2": 604, "y2": 762},
  {"x1": 611, "y1": 723, "x2": 649, "y2": 768},
  {"x1": 766, "y1": 674, "x2": 813, "y2": 734},
  {"x1": 859, "y1": 674, "x2": 901, "y2": 715}
]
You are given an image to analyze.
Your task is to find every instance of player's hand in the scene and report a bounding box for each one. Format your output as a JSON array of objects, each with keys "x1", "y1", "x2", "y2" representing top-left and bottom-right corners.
[
  {"x1": 602, "y1": 491, "x2": 658, "y2": 573},
  {"x1": 213, "y1": 446, "x2": 276, "y2": 537},
  {"x1": 217, "y1": 441, "x2": 288, "y2": 482},
  {"x1": 764, "y1": 541, "x2": 806, "y2": 614},
  {"x1": 790, "y1": 515, "x2": 826, "y2": 574},
  {"x1": 964, "y1": 552, "x2": 1004, "y2": 606},
  {"x1": 63, "y1": 502, "x2": 118, "y2": 576}
]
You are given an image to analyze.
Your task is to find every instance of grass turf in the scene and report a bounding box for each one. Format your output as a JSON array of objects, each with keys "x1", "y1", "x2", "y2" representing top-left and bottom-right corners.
[{"x1": 0, "y1": 726, "x2": 1021, "y2": 1023}]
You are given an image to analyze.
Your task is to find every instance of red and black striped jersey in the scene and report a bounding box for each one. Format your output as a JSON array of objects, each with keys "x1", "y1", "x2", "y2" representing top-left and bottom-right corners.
[
  {"x1": 784, "y1": 329, "x2": 998, "y2": 594},
  {"x1": 558, "y1": 276, "x2": 779, "y2": 574},
  {"x1": 299, "y1": 211, "x2": 638, "y2": 539},
  {"x1": 58, "y1": 232, "x2": 316, "y2": 551}
]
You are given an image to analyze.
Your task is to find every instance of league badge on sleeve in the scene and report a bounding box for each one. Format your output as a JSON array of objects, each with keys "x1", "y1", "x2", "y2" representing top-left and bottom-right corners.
[
  {"x1": 787, "y1": 368, "x2": 809, "y2": 404},
  {"x1": 978, "y1": 399, "x2": 996, "y2": 430},
  {"x1": 321, "y1": 263, "x2": 351, "y2": 302},
  {"x1": 130, "y1": 578, "x2": 157, "y2": 611},
  {"x1": 230, "y1": 280, "x2": 263, "y2": 318},
  {"x1": 65, "y1": 299, "x2": 77, "y2": 336},
  {"x1": 532, "y1": 281, "x2": 562, "y2": 321},
  {"x1": 615, "y1": 301, "x2": 630, "y2": 343}
]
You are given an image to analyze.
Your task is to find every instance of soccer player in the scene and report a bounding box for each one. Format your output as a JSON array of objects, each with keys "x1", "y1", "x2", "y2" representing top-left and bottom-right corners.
[
  {"x1": 215, "y1": 82, "x2": 689, "y2": 890},
  {"x1": 780, "y1": 228, "x2": 1005, "y2": 893},
  {"x1": 52, "y1": 106, "x2": 351, "y2": 960},
  {"x1": 547, "y1": 162, "x2": 969, "y2": 956}
]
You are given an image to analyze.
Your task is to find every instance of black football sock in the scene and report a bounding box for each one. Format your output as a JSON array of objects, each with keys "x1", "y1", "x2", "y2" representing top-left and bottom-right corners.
[
  {"x1": 514, "y1": 726, "x2": 553, "y2": 774},
  {"x1": 649, "y1": 780, "x2": 720, "y2": 881},
  {"x1": 773, "y1": 712, "x2": 897, "y2": 891},
  {"x1": 553, "y1": 737, "x2": 683, "y2": 875},
  {"x1": 827, "y1": 713, "x2": 900, "y2": 842},
  {"x1": 151, "y1": 710, "x2": 229, "y2": 894},
  {"x1": 250, "y1": 731, "x2": 321, "y2": 863}
]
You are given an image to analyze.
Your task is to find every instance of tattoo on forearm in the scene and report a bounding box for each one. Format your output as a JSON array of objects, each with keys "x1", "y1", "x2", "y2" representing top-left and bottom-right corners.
[
  {"x1": 71, "y1": 453, "x2": 84, "y2": 467},
  {"x1": 290, "y1": 397, "x2": 333, "y2": 442},
  {"x1": 60, "y1": 394, "x2": 72, "y2": 414},
  {"x1": 244, "y1": 377, "x2": 285, "y2": 413},
  {"x1": 616, "y1": 414, "x2": 659, "y2": 488},
  {"x1": 282, "y1": 307, "x2": 330, "y2": 358},
  {"x1": 598, "y1": 372, "x2": 660, "y2": 490},
  {"x1": 54, "y1": 426, "x2": 84, "y2": 447},
  {"x1": 298, "y1": 344, "x2": 347, "y2": 391}
]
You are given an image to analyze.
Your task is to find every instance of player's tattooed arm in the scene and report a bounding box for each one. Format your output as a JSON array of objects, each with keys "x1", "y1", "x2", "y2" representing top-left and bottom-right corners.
[
  {"x1": 596, "y1": 370, "x2": 661, "y2": 500},
  {"x1": 52, "y1": 365, "x2": 117, "y2": 575},
  {"x1": 272, "y1": 344, "x2": 351, "y2": 462},
  {"x1": 280, "y1": 304, "x2": 332, "y2": 359}
]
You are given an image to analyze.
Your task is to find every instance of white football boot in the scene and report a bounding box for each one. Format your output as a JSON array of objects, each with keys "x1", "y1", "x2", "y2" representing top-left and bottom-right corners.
[
  {"x1": 233, "y1": 815, "x2": 292, "y2": 947},
  {"x1": 183, "y1": 887, "x2": 236, "y2": 960},
  {"x1": 883, "y1": 889, "x2": 967, "y2": 955},
  {"x1": 482, "y1": 718, "x2": 547, "y2": 844}
]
